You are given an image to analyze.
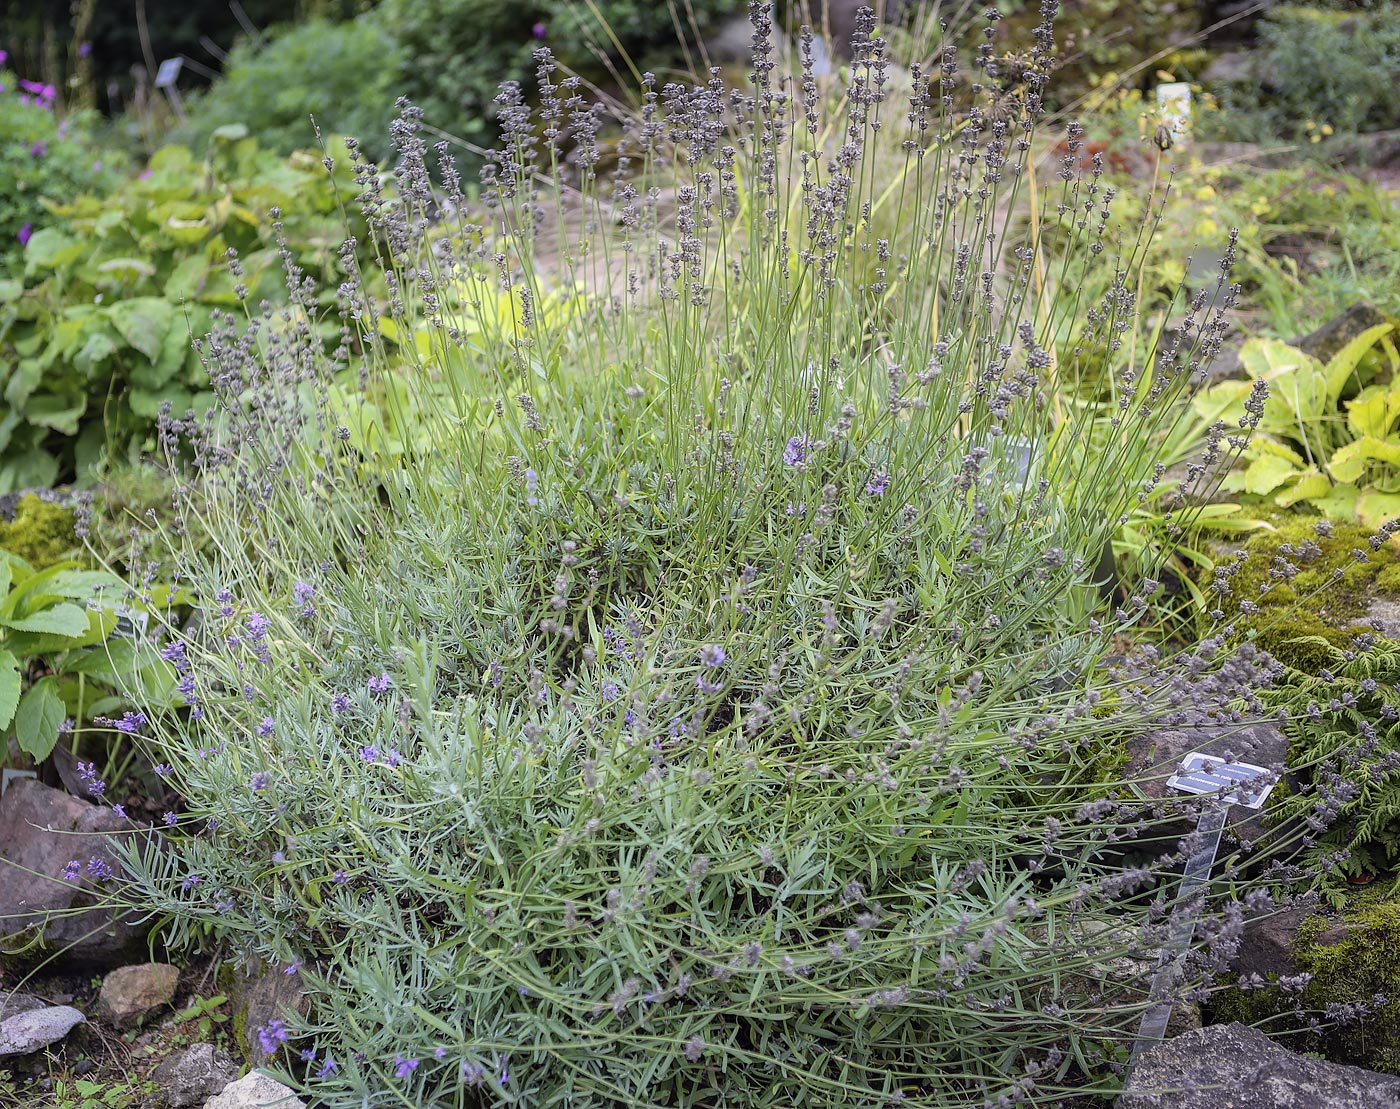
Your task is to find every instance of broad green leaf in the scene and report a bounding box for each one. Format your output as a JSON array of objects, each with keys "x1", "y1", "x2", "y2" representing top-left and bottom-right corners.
[
  {"x1": 1325, "y1": 322, "x2": 1396, "y2": 403},
  {"x1": 94, "y1": 257, "x2": 157, "y2": 283},
  {"x1": 1, "y1": 610, "x2": 118, "y2": 657},
  {"x1": 1243, "y1": 453, "x2": 1301, "y2": 495},
  {"x1": 1327, "y1": 436, "x2": 1400, "y2": 484},
  {"x1": 1346, "y1": 383, "x2": 1400, "y2": 441},
  {"x1": 1313, "y1": 483, "x2": 1361, "y2": 521},
  {"x1": 24, "y1": 393, "x2": 87, "y2": 435},
  {"x1": 1191, "y1": 379, "x2": 1252, "y2": 427},
  {"x1": 1239, "y1": 337, "x2": 1327, "y2": 429},
  {"x1": 73, "y1": 329, "x2": 118, "y2": 374},
  {"x1": 1250, "y1": 436, "x2": 1305, "y2": 464},
  {"x1": 23, "y1": 228, "x2": 85, "y2": 271},
  {"x1": 14, "y1": 676, "x2": 65, "y2": 762},
  {"x1": 0, "y1": 649, "x2": 19, "y2": 730},
  {"x1": 107, "y1": 297, "x2": 175, "y2": 362},
  {"x1": 1, "y1": 602, "x2": 90, "y2": 637},
  {"x1": 165, "y1": 254, "x2": 210, "y2": 301},
  {"x1": 1274, "y1": 469, "x2": 1333, "y2": 507},
  {"x1": 1357, "y1": 490, "x2": 1400, "y2": 532},
  {"x1": 0, "y1": 279, "x2": 22, "y2": 303}
]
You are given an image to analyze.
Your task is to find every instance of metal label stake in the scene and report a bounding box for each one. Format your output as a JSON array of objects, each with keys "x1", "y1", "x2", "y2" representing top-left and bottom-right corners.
[{"x1": 1129, "y1": 755, "x2": 1277, "y2": 1066}]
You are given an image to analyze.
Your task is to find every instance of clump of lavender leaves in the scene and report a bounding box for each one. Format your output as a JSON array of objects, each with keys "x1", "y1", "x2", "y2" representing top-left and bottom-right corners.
[{"x1": 104, "y1": 5, "x2": 1341, "y2": 1106}]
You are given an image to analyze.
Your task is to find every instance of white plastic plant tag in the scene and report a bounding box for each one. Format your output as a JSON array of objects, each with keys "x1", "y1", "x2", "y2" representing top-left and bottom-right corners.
[
  {"x1": 1167, "y1": 753, "x2": 1275, "y2": 810},
  {"x1": 1155, "y1": 82, "x2": 1192, "y2": 141}
]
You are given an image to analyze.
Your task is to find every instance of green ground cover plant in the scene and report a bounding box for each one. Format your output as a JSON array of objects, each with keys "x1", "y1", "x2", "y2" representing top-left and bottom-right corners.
[
  {"x1": 0, "y1": 131, "x2": 366, "y2": 491},
  {"x1": 33, "y1": 5, "x2": 1384, "y2": 1107}
]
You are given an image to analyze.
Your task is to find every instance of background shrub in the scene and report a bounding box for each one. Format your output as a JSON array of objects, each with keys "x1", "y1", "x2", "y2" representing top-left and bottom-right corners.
[{"x1": 172, "y1": 18, "x2": 408, "y2": 162}]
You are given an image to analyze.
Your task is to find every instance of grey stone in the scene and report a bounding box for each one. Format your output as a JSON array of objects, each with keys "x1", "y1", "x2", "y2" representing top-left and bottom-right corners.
[
  {"x1": 226, "y1": 957, "x2": 310, "y2": 1066},
  {"x1": 202, "y1": 1071, "x2": 305, "y2": 1109},
  {"x1": 0, "y1": 991, "x2": 45, "y2": 1019},
  {"x1": 97, "y1": 962, "x2": 180, "y2": 1028},
  {"x1": 1119, "y1": 1022, "x2": 1400, "y2": 1108},
  {"x1": 153, "y1": 1043, "x2": 240, "y2": 1108},
  {"x1": 0, "y1": 777, "x2": 146, "y2": 964},
  {"x1": 0, "y1": 1004, "x2": 85, "y2": 1057},
  {"x1": 1292, "y1": 303, "x2": 1389, "y2": 367},
  {"x1": 1201, "y1": 50, "x2": 1255, "y2": 85},
  {"x1": 1233, "y1": 907, "x2": 1307, "y2": 980}
]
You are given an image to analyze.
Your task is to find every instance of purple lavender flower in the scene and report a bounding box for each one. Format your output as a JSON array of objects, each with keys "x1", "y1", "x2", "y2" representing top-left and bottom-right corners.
[
  {"x1": 332, "y1": 868, "x2": 348, "y2": 884},
  {"x1": 161, "y1": 641, "x2": 189, "y2": 671},
  {"x1": 249, "y1": 771, "x2": 271, "y2": 791},
  {"x1": 77, "y1": 41, "x2": 91, "y2": 58},
  {"x1": 782, "y1": 436, "x2": 811, "y2": 467},
  {"x1": 700, "y1": 644, "x2": 726, "y2": 667},
  {"x1": 163, "y1": 812, "x2": 178, "y2": 828},
  {"x1": 316, "y1": 1054, "x2": 338, "y2": 1077},
  {"x1": 865, "y1": 470, "x2": 890, "y2": 496},
  {"x1": 293, "y1": 580, "x2": 316, "y2": 617},
  {"x1": 245, "y1": 612, "x2": 271, "y2": 639},
  {"x1": 62, "y1": 859, "x2": 81, "y2": 882},
  {"x1": 524, "y1": 468, "x2": 540, "y2": 506},
  {"x1": 111, "y1": 803, "x2": 127, "y2": 819},
  {"x1": 393, "y1": 1054, "x2": 419, "y2": 1080},
  {"x1": 181, "y1": 874, "x2": 201, "y2": 891},
  {"x1": 359, "y1": 744, "x2": 379, "y2": 764},
  {"x1": 600, "y1": 680, "x2": 620, "y2": 702},
  {"x1": 16, "y1": 224, "x2": 31, "y2": 247},
  {"x1": 461, "y1": 1061, "x2": 485, "y2": 1086},
  {"x1": 257, "y1": 716, "x2": 275, "y2": 737},
  {"x1": 113, "y1": 710, "x2": 147, "y2": 734},
  {"x1": 367, "y1": 671, "x2": 392, "y2": 694},
  {"x1": 434, "y1": 1046, "x2": 448, "y2": 1060},
  {"x1": 28, "y1": 140, "x2": 46, "y2": 157},
  {"x1": 257, "y1": 1020, "x2": 289, "y2": 1054},
  {"x1": 86, "y1": 856, "x2": 114, "y2": 881},
  {"x1": 154, "y1": 763, "x2": 173, "y2": 776},
  {"x1": 284, "y1": 959, "x2": 303, "y2": 975},
  {"x1": 532, "y1": 22, "x2": 548, "y2": 38},
  {"x1": 331, "y1": 692, "x2": 350, "y2": 714}
]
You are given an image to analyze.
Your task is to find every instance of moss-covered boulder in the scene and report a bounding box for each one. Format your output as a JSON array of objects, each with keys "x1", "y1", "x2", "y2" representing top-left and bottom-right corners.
[
  {"x1": 1212, "y1": 897, "x2": 1400, "y2": 1074},
  {"x1": 1211, "y1": 517, "x2": 1400, "y2": 675},
  {"x1": 0, "y1": 494, "x2": 81, "y2": 569}
]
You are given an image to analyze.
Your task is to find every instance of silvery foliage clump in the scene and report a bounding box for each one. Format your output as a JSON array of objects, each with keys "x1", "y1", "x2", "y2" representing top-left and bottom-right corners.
[{"x1": 107, "y1": 3, "x2": 1340, "y2": 1106}]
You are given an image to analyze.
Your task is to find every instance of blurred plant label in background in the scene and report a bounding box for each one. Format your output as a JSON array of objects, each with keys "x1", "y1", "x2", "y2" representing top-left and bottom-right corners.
[
  {"x1": 154, "y1": 58, "x2": 183, "y2": 89},
  {"x1": 1156, "y1": 82, "x2": 1192, "y2": 143}
]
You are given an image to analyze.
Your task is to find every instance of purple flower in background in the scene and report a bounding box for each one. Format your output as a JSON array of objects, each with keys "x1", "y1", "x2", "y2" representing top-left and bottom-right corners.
[
  {"x1": 865, "y1": 470, "x2": 890, "y2": 496},
  {"x1": 154, "y1": 763, "x2": 173, "y2": 776},
  {"x1": 0, "y1": 51, "x2": 8, "y2": 66},
  {"x1": 332, "y1": 868, "x2": 348, "y2": 884},
  {"x1": 257, "y1": 1020, "x2": 289, "y2": 1054},
  {"x1": 393, "y1": 1054, "x2": 419, "y2": 1080},
  {"x1": 113, "y1": 710, "x2": 147, "y2": 734},
  {"x1": 368, "y1": 671, "x2": 392, "y2": 694},
  {"x1": 532, "y1": 22, "x2": 548, "y2": 38},
  {"x1": 86, "y1": 856, "x2": 114, "y2": 881},
  {"x1": 77, "y1": 41, "x2": 91, "y2": 58},
  {"x1": 331, "y1": 692, "x2": 350, "y2": 714},
  {"x1": 181, "y1": 874, "x2": 201, "y2": 891},
  {"x1": 434, "y1": 1046, "x2": 448, "y2": 1060},
  {"x1": 782, "y1": 436, "x2": 811, "y2": 467},
  {"x1": 699, "y1": 644, "x2": 726, "y2": 668},
  {"x1": 461, "y1": 1061, "x2": 484, "y2": 1086},
  {"x1": 163, "y1": 811, "x2": 178, "y2": 828},
  {"x1": 316, "y1": 1054, "x2": 338, "y2": 1077},
  {"x1": 249, "y1": 771, "x2": 270, "y2": 791},
  {"x1": 17, "y1": 224, "x2": 32, "y2": 246},
  {"x1": 359, "y1": 744, "x2": 379, "y2": 764},
  {"x1": 257, "y1": 716, "x2": 275, "y2": 737},
  {"x1": 62, "y1": 859, "x2": 81, "y2": 882},
  {"x1": 28, "y1": 140, "x2": 46, "y2": 157},
  {"x1": 293, "y1": 580, "x2": 316, "y2": 617}
]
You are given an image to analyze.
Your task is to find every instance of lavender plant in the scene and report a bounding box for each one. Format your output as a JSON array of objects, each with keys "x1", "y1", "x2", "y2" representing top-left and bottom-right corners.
[{"x1": 97, "y1": 5, "x2": 1337, "y2": 1106}]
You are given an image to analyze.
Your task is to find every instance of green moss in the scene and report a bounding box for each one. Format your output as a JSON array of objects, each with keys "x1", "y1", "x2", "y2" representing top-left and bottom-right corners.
[
  {"x1": 1215, "y1": 517, "x2": 1400, "y2": 674},
  {"x1": 0, "y1": 495, "x2": 81, "y2": 569},
  {"x1": 1210, "y1": 897, "x2": 1400, "y2": 1073}
]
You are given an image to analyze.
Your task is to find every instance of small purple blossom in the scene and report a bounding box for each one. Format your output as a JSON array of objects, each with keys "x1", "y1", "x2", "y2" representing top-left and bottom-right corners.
[
  {"x1": 331, "y1": 692, "x2": 350, "y2": 714},
  {"x1": 16, "y1": 223, "x2": 31, "y2": 247},
  {"x1": 293, "y1": 580, "x2": 315, "y2": 617},
  {"x1": 865, "y1": 470, "x2": 890, "y2": 496},
  {"x1": 600, "y1": 680, "x2": 620, "y2": 702},
  {"x1": 181, "y1": 873, "x2": 202, "y2": 891},
  {"x1": 161, "y1": 640, "x2": 189, "y2": 671},
  {"x1": 461, "y1": 1061, "x2": 485, "y2": 1086},
  {"x1": 699, "y1": 644, "x2": 726, "y2": 667},
  {"x1": 111, "y1": 803, "x2": 127, "y2": 818},
  {"x1": 316, "y1": 1054, "x2": 338, "y2": 1077},
  {"x1": 249, "y1": 771, "x2": 271, "y2": 791},
  {"x1": 112, "y1": 710, "x2": 147, "y2": 734},
  {"x1": 28, "y1": 140, "x2": 46, "y2": 157},
  {"x1": 332, "y1": 868, "x2": 348, "y2": 884},
  {"x1": 257, "y1": 1020, "x2": 289, "y2": 1054},
  {"x1": 62, "y1": 859, "x2": 81, "y2": 882},
  {"x1": 434, "y1": 1046, "x2": 448, "y2": 1060},
  {"x1": 86, "y1": 856, "x2": 114, "y2": 881},
  {"x1": 163, "y1": 812, "x2": 178, "y2": 828},
  {"x1": 367, "y1": 671, "x2": 392, "y2": 694},
  {"x1": 284, "y1": 959, "x2": 303, "y2": 975},
  {"x1": 782, "y1": 436, "x2": 812, "y2": 467},
  {"x1": 257, "y1": 716, "x2": 275, "y2": 737},
  {"x1": 359, "y1": 744, "x2": 379, "y2": 764},
  {"x1": 154, "y1": 763, "x2": 173, "y2": 776},
  {"x1": 393, "y1": 1054, "x2": 419, "y2": 1080},
  {"x1": 77, "y1": 41, "x2": 91, "y2": 58},
  {"x1": 532, "y1": 22, "x2": 548, "y2": 38}
]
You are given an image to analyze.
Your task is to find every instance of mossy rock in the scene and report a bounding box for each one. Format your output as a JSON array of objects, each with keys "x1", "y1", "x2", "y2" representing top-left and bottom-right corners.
[
  {"x1": 1211, "y1": 896, "x2": 1400, "y2": 1074},
  {"x1": 1209, "y1": 516, "x2": 1400, "y2": 675},
  {"x1": 0, "y1": 494, "x2": 82, "y2": 569}
]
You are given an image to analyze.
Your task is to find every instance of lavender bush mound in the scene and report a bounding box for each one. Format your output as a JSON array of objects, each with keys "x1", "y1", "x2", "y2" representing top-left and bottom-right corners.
[{"x1": 107, "y1": 5, "x2": 1326, "y2": 1106}]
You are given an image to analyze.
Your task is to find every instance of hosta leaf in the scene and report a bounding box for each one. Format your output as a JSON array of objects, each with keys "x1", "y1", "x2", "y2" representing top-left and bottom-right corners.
[
  {"x1": 1357, "y1": 490, "x2": 1400, "y2": 533},
  {"x1": 0, "y1": 649, "x2": 19, "y2": 731},
  {"x1": 1325, "y1": 322, "x2": 1396, "y2": 403},
  {"x1": 14, "y1": 676, "x2": 65, "y2": 762},
  {"x1": 1243, "y1": 452, "x2": 1302, "y2": 495},
  {"x1": 1327, "y1": 437, "x2": 1400, "y2": 484},
  {"x1": 1274, "y1": 469, "x2": 1334, "y2": 507}
]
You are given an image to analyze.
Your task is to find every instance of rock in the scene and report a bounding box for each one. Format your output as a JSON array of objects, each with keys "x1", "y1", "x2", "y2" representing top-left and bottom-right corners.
[
  {"x1": 0, "y1": 991, "x2": 45, "y2": 1019},
  {"x1": 1123, "y1": 720, "x2": 1289, "y2": 845},
  {"x1": 1201, "y1": 50, "x2": 1255, "y2": 85},
  {"x1": 0, "y1": 778, "x2": 146, "y2": 965},
  {"x1": 1119, "y1": 1021, "x2": 1400, "y2": 1108},
  {"x1": 202, "y1": 1071, "x2": 306, "y2": 1109},
  {"x1": 1292, "y1": 303, "x2": 1390, "y2": 366},
  {"x1": 153, "y1": 1043, "x2": 240, "y2": 1108},
  {"x1": 97, "y1": 962, "x2": 179, "y2": 1028},
  {"x1": 0, "y1": 1004, "x2": 86, "y2": 1057},
  {"x1": 1232, "y1": 907, "x2": 1307, "y2": 980},
  {"x1": 225, "y1": 957, "x2": 310, "y2": 1066}
]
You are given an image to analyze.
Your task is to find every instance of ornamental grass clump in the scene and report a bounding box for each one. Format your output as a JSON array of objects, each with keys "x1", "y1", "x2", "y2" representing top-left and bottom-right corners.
[{"x1": 102, "y1": 5, "x2": 1334, "y2": 1106}]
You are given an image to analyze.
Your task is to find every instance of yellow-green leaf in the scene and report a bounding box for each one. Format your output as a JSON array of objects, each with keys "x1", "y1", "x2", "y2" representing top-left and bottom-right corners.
[
  {"x1": 1274, "y1": 469, "x2": 1333, "y2": 507},
  {"x1": 1327, "y1": 436, "x2": 1400, "y2": 484},
  {"x1": 1243, "y1": 452, "x2": 1301, "y2": 495},
  {"x1": 1325, "y1": 322, "x2": 1396, "y2": 403},
  {"x1": 1357, "y1": 490, "x2": 1400, "y2": 532}
]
